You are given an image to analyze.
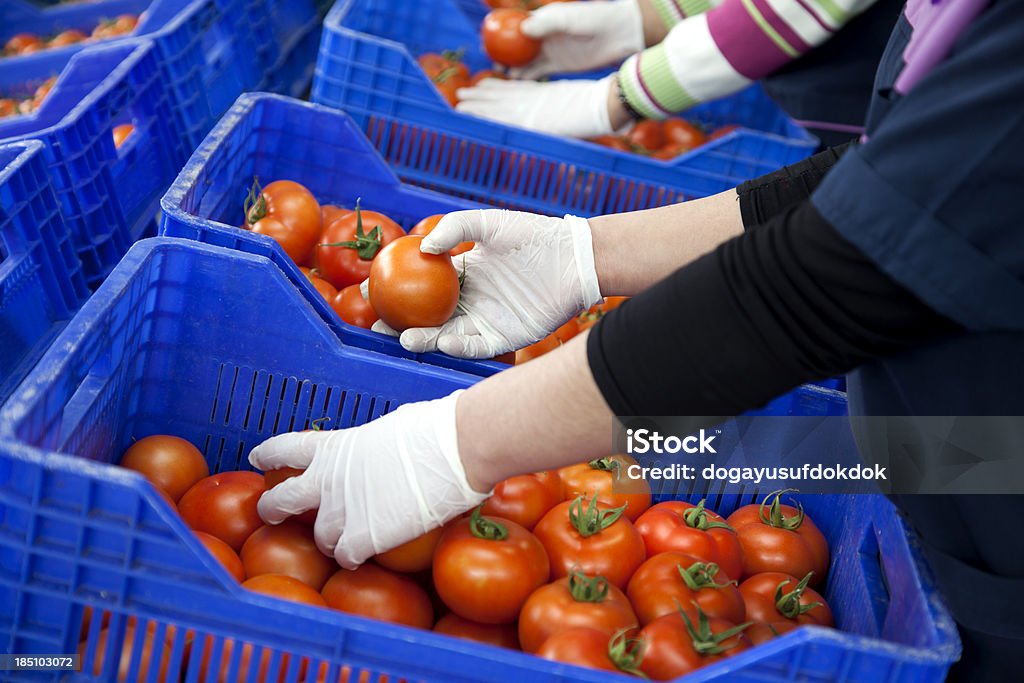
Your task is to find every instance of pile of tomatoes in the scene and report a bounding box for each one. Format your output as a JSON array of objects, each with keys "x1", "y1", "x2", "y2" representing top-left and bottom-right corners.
[
  {"x1": 2, "y1": 15, "x2": 139, "y2": 59},
  {"x1": 113, "y1": 434, "x2": 835, "y2": 680},
  {"x1": 591, "y1": 120, "x2": 739, "y2": 160},
  {"x1": 515, "y1": 296, "x2": 628, "y2": 364},
  {"x1": 417, "y1": 50, "x2": 505, "y2": 107}
]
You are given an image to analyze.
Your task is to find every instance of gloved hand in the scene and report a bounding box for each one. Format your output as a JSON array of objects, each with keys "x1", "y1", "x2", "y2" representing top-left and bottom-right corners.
[
  {"x1": 249, "y1": 391, "x2": 488, "y2": 569},
  {"x1": 364, "y1": 209, "x2": 603, "y2": 359},
  {"x1": 512, "y1": 0, "x2": 646, "y2": 79},
  {"x1": 456, "y1": 76, "x2": 615, "y2": 139}
]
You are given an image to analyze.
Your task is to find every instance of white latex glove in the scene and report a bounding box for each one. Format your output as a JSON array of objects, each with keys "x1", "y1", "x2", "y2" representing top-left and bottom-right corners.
[
  {"x1": 248, "y1": 392, "x2": 488, "y2": 569},
  {"x1": 456, "y1": 76, "x2": 615, "y2": 139},
  {"x1": 364, "y1": 209, "x2": 603, "y2": 359},
  {"x1": 513, "y1": 0, "x2": 646, "y2": 79}
]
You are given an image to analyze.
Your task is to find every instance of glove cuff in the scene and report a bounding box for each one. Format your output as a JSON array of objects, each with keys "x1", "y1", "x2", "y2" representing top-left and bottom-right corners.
[
  {"x1": 435, "y1": 390, "x2": 493, "y2": 503},
  {"x1": 564, "y1": 214, "x2": 604, "y2": 309},
  {"x1": 616, "y1": 0, "x2": 649, "y2": 54}
]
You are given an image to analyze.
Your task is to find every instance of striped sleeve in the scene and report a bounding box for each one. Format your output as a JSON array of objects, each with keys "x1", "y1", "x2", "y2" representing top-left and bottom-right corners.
[
  {"x1": 649, "y1": 0, "x2": 717, "y2": 29},
  {"x1": 619, "y1": 0, "x2": 880, "y2": 119}
]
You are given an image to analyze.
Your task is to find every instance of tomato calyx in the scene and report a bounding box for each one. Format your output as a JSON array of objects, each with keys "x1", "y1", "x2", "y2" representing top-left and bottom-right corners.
[
  {"x1": 773, "y1": 572, "x2": 823, "y2": 620},
  {"x1": 319, "y1": 200, "x2": 386, "y2": 260},
  {"x1": 309, "y1": 416, "x2": 330, "y2": 431},
  {"x1": 607, "y1": 628, "x2": 648, "y2": 678},
  {"x1": 468, "y1": 506, "x2": 509, "y2": 541},
  {"x1": 682, "y1": 498, "x2": 735, "y2": 532},
  {"x1": 568, "y1": 495, "x2": 627, "y2": 538},
  {"x1": 244, "y1": 177, "x2": 268, "y2": 225},
  {"x1": 588, "y1": 456, "x2": 621, "y2": 474},
  {"x1": 567, "y1": 568, "x2": 612, "y2": 603},
  {"x1": 677, "y1": 561, "x2": 734, "y2": 592},
  {"x1": 758, "y1": 488, "x2": 805, "y2": 530},
  {"x1": 678, "y1": 602, "x2": 751, "y2": 656}
]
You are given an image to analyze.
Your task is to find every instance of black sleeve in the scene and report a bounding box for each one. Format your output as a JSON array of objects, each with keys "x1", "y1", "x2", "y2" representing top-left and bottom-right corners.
[
  {"x1": 587, "y1": 199, "x2": 960, "y2": 417},
  {"x1": 737, "y1": 142, "x2": 854, "y2": 227}
]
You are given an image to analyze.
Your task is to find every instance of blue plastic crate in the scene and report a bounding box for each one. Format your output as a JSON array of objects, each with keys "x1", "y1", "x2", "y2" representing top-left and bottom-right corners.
[
  {"x1": 0, "y1": 240, "x2": 956, "y2": 682},
  {"x1": 258, "y1": 9, "x2": 322, "y2": 99},
  {"x1": 0, "y1": 139, "x2": 88, "y2": 405},
  {"x1": 311, "y1": 0, "x2": 817, "y2": 217},
  {"x1": 0, "y1": 41, "x2": 186, "y2": 288}
]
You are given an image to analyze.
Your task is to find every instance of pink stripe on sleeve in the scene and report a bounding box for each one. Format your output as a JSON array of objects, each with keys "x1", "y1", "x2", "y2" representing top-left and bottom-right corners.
[
  {"x1": 706, "y1": 0, "x2": 798, "y2": 79},
  {"x1": 751, "y1": 0, "x2": 813, "y2": 52}
]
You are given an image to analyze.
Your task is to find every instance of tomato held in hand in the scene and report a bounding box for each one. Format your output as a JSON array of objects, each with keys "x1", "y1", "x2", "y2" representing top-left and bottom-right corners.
[
  {"x1": 374, "y1": 526, "x2": 444, "y2": 573},
  {"x1": 626, "y1": 120, "x2": 665, "y2": 153},
  {"x1": 434, "y1": 613, "x2": 520, "y2": 649},
  {"x1": 518, "y1": 569, "x2": 638, "y2": 653},
  {"x1": 727, "y1": 489, "x2": 829, "y2": 586},
  {"x1": 331, "y1": 285, "x2": 379, "y2": 329},
  {"x1": 639, "y1": 606, "x2": 751, "y2": 680},
  {"x1": 481, "y1": 9, "x2": 541, "y2": 67},
  {"x1": 195, "y1": 530, "x2": 246, "y2": 582},
  {"x1": 241, "y1": 522, "x2": 336, "y2": 591},
  {"x1": 316, "y1": 202, "x2": 405, "y2": 290},
  {"x1": 533, "y1": 496, "x2": 646, "y2": 590},
  {"x1": 368, "y1": 235, "x2": 460, "y2": 332},
  {"x1": 739, "y1": 571, "x2": 832, "y2": 627},
  {"x1": 120, "y1": 435, "x2": 209, "y2": 502},
  {"x1": 558, "y1": 455, "x2": 651, "y2": 522},
  {"x1": 245, "y1": 179, "x2": 322, "y2": 266},
  {"x1": 536, "y1": 628, "x2": 646, "y2": 676},
  {"x1": 409, "y1": 214, "x2": 474, "y2": 256},
  {"x1": 626, "y1": 552, "x2": 745, "y2": 626},
  {"x1": 179, "y1": 471, "x2": 265, "y2": 551},
  {"x1": 662, "y1": 118, "x2": 707, "y2": 149},
  {"x1": 481, "y1": 472, "x2": 562, "y2": 531},
  {"x1": 634, "y1": 499, "x2": 742, "y2": 580},
  {"x1": 322, "y1": 564, "x2": 433, "y2": 629},
  {"x1": 433, "y1": 508, "x2": 550, "y2": 624}
]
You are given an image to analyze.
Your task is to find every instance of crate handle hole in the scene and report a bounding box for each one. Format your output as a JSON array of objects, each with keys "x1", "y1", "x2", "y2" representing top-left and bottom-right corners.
[{"x1": 858, "y1": 522, "x2": 892, "y2": 634}]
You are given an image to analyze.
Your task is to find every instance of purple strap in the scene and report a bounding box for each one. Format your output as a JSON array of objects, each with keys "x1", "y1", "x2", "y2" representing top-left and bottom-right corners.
[{"x1": 895, "y1": 0, "x2": 991, "y2": 95}]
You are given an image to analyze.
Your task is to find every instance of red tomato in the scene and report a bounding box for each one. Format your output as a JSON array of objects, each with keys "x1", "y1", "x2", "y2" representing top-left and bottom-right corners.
[
  {"x1": 322, "y1": 564, "x2": 433, "y2": 629},
  {"x1": 626, "y1": 121, "x2": 665, "y2": 153},
  {"x1": 0, "y1": 99, "x2": 17, "y2": 119},
  {"x1": 433, "y1": 613, "x2": 520, "y2": 649},
  {"x1": 308, "y1": 274, "x2": 339, "y2": 301},
  {"x1": 533, "y1": 496, "x2": 646, "y2": 590},
  {"x1": 626, "y1": 552, "x2": 745, "y2": 626},
  {"x1": 590, "y1": 135, "x2": 631, "y2": 152},
  {"x1": 662, "y1": 119, "x2": 707, "y2": 149},
  {"x1": 373, "y1": 526, "x2": 444, "y2": 573},
  {"x1": 651, "y1": 142, "x2": 690, "y2": 160},
  {"x1": 48, "y1": 29, "x2": 87, "y2": 48},
  {"x1": 92, "y1": 14, "x2": 139, "y2": 39},
  {"x1": 241, "y1": 522, "x2": 336, "y2": 591},
  {"x1": 419, "y1": 52, "x2": 471, "y2": 106},
  {"x1": 243, "y1": 573, "x2": 328, "y2": 607},
  {"x1": 321, "y1": 204, "x2": 351, "y2": 226},
  {"x1": 119, "y1": 435, "x2": 209, "y2": 502},
  {"x1": 433, "y1": 508, "x2": 550, "y2": 624},
  {"x1": 367, "y1": 235, "x2": 460, "y2": 332},
  {"x1": 112, "y1": 124, "x2": 134, "y2": 148},
  {"x1": 196, "y1": 530, "x2": 246, "y2": 582},
  {"x1": 519, "y1": 569, "x2": 638, "y2": 653},
  {"x1": 481, "y1": 472, "x2": 562, "y2": 531},
  {"x1": 179, "y1": 471, "x2": 264, "y2": 551},
  {"x1": 469, "y1": 69, "x2": 506, "y2": 86},
  {"x1": 745, "y1": 620, "x2": 798, "y2": 645},
  {"x1": 245, "y1": 179, "x2": 322, "y2": 266},
  {"x1": 639, "y1": 607, "x2": 751, "y2": 680},
  {"x1": 514, "y1": 332, "x2": 563, "y2": 364},
  {"x1": 263, "y1": 467, "x2": 316, "y2": 526},
  {"x1": 4, "y1": 33, "x2": 43, "y2": 56},
  {"x1": 726, "y1": 490, "x2": 829, "y2": 586},
  {"x1": 330, "y1": 285, "x2": 379, "y2": 329},
  {"x1": 79, "y1": 623, "x2": 174, "y2": 683},
  {"x1": 536, "y1": 627, "x2": 645, "y2": 676},
  {"x1": 316, "y1": 203, "x2": 405, "y2": 290},
  {"x1": 738, "y1": 571, "x2": 832, "y2": 626},
  {"x1": 558, "y1": 455, "x2": 651, "y2": 522},
  {"x1": 409, "y1": 214, "x2": 474, "y2": 256},
  {"x1": 481, "y1": 9, "x2": 541, "y2": 67},
  {"x1": 634, "y1": 499, "x2": 742, "y2": 580}
]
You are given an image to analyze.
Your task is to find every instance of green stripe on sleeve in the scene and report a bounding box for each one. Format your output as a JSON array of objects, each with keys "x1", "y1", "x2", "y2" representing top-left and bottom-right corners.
[
  {"x1": 740, "y1": 0, "x2": 800, "y2": 58},
  {"x1": 637, "y1": 43, "x2": 699, "y2": 114}
]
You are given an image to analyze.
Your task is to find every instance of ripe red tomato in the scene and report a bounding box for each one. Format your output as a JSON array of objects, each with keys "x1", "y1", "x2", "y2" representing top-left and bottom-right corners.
[
  {"x1": 626, "y1": 121, "x2": 665, "y2": 153},
  {"x1": 433, "y1": 508, "x2": 550, "y2": 624},
  {"x1": 533, "y1": 496, "x2": 646, "y2": 590},
  {"x1": 48, "y1": 29, "x2": 88, "y2": 48},
  {"x1": 662, "y1": 119, "x2": 707, "y2": 149},
  {"x1": 651, "y1": 142, "x2": 690, "y2": 160},
  {"x1": 469, "y1": 69, "x2": 506, "y2": 86},
  {"x1": 638, "y1": 607, "x2": 751, "y2": 680},
  {"x1": 626, "y1": 552, "x2": 745, "y2": 626},
  {"x1": 245, "y1": 179, "x2": 322, "y2": 266},
  {"x1": 120, "y1": 435, "x2": 209, "y2": 503},
  {"x1": 92, "y1": 14, "x2": 139, "y2": 39},
  {"x1": 409, "y1": 214, "x2": 474, "y2": 256},
  {"x1": 708, "y1": 124, "x2": 740, "y2": 141},
  {"x1": 243, "y1": 574, "x2": 328, "y2": 607},
  {"x1": 367, "y1": 235, "x2": 460, "y2": 332},
  {"x1": 590, "y1": 135, "x2": 631, "y2": 152},
  {"x1": 536, "y1": 627, "x2": 645, "y2": 676},
  {"x1": 558, "y1": 455, "x2": 651, "y2": 522},
  {"x1": 316, "y1": 203, "x2": 405, "y2": 290},
  {"x1": 112, "y1": 124, "x2": 134, "y2": 148},
  {"x1": 0, "y1": 99, "x2": 17, "y2": 119},
  {"x1": 263, "y1": 467, "x2": 316, "y2": 526},
  {"x1": 330, "y1": 285, "x2": 379, "y2": 329},
  {"x1": 373, "y1": 526, "x2": 444, "y2": 573},
  {"x1": 726, "y1": 490, "x2": 829, "y2": 586},
  {"x1": 514, "y1": 332, "x2": 563, "y2": 364},
  {"x1": 481, "y1": 472, "x2": 562, "y2": 531},
  {"x1": 418, "y1": 52, "x2": 471, "y2": 106},
  {"x1": 322, "y1": 564, "x2": 433, "y2": 629},
  {"x1": 738, "y1": 571, "x2": 832, "y2": 626},
  {"x1": 321, "y1": 204, "x2": 351, "y2": 226},
  {"x1": 634, "y1": 499, "x2": 742, "y2": 580},
  {"x1": 745, "y1": 620, "x2": 798, "y2": 645},
  {"x1": 519, "y1": 569, "x2": 638, "y2": 653},
  {"x1": 481, "y1": 9, "x2": 541, "y2": 67},
  {"x1": 308, "y1": 273, "x2": 339, "y2": 301},
  {"x1": 4, "y1": 33, "x2": 43, "y2": 56},
  {"x1": 179, "y1": 471, "x2": 265, "y2": 551},
  {"x1": 196, "y1": 530, "x2": 246, "y2": 582},
  {"x1": 79, "y1": 623, "x2": 174, "y2": 683},
  {"x1": 241, "y1": 522, "x2": 337, "y2": 591},
  {"x1": 433, "y1": 613, "x2": 520, "y2": 649}
]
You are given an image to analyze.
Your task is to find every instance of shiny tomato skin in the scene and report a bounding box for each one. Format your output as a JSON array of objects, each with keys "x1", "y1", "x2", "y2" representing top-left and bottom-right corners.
[
  {"x1": 243, "y1": 573, "x2": 328, "y2": 607},
  {"x1": 409, "y1": 214, "x2": 474, "y2": 256},
  {"x1": 120, "y1": 435, "x2": 209, "y2": 502},
  {"x1": 368, "y1": 235, "x2": 460, "y2": 332},
  {"x1": 639, "y1": 610, "x2": 750, "y2": 680},
  {"x1": 321, "y1": 204, "x2": 351, "y2": 226},
  {"x1": 92, "y1": 14, "x2": 139, "y2": 39},
  {"x1": 373, "y1": 526, "x2": 444, "y2": 573},
  {"x1": 263, "y1": 467, "x2": 316, "y2": 526},
  {"x1": 652, "y1": 142, "x2": 690, "y2": 160},
  {"x1": 481, "y1": 473, "x2": 562, "y2": 531},
  {"x1": 48, "y1": 29, "x2": 87, "y2": 48},
  {"x1": 590, "y1": 135, "x2": 631, "y2": 152},
  {"x1": 739, "y1": 572, "x2": 833, "y2": 626},
  {"x1": 557, "y1": 455, "x2": 652, "y2": 522},
  {"x1": 433, "y1": 613, "x2": 520, "y2": 649},
  {"x1": 432, "y1": 514, "x2": 550, "y2": 624},
  {"x1": 316, "y1": 210, "x2": 405, "y2": 290},
  {"x1": 626, "y1": 551, "x2": 745, "y2": 626},
  {"x1": 308, "y1": 274, "x2": 339, "y2": 301},
  {"x1": 481, "y1": 9, "x2": 541, "y2": 67},
  {"x1": 241, "y1": 522, "x2": 336, "y2": 591},
  {"x1": 727, "y1": 502, "x2": 829, "y2": 586},
  {"x1": 247, "y1": 180, "x2": 322, "y2": 266},
  {"x1": 634, "y1": 500, "x2": 743, "y2": 580},
  {"x1": 745, "y1": 620, "x2": 799, "y2": 645},
  {"x1": 626, "y1": 120, "x2": 665, "y2": 152},
  {"x1": 331, "y1": 285, "x2": 379, "y2": 329},
  {"x1": 532, "y1": 500, "x2": 646, "y2": 590},
  {"x1": 195, "y1": 530, "x2": 246, "y2": 582},
  {"x1": 178, "y1": 471, "x2": 264, "y2": 551},
  {"x1": 4, "y1": 33, "x2": 43, "y2": 55},
  {"x1": 662, "y1": 119, "x2": 707, "y2": 149},
  {"x1": 518, "y1": 576, "x2": 638, "y2": 653},
  {"x1": 535, "y1": 627, "x2": 623, "y2": 673},
  {"x1": 515, "y1": 332, "x2": 563, "y2": 364},
  {"x1": 322, "y1": 564, "x2": 433, "y2": 629}
]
